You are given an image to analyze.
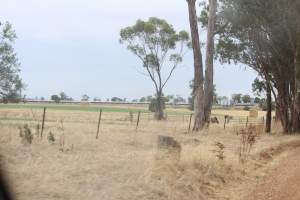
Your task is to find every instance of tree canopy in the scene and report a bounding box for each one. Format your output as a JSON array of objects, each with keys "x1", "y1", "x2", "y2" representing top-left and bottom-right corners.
[
  {"x1": 0, "y1": 21, "x2": 23, "y2": 103},
  {"x1": 120, "y1": 17, "x2": 190, "y2": 119}
]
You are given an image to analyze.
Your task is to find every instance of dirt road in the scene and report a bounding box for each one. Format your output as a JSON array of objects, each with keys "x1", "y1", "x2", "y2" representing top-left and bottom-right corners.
[{"x1": 245, "y1": 147, "x2": 300, "y2": 200}]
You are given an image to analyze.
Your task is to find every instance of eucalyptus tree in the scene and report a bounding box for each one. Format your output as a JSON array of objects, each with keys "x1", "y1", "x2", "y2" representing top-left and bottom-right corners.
[
  {"x1": 120, "y1": 17, "x2": 190, "y2": 120},
  {"x1": 204, "y1": 0, "x2": 218, "y2": 124},
  {"x1": 0, "y1": 21, "x2": 23, "y2": 103},
  {"x1": 209, "y1": 0, "x2": 300, "y2": 133},
  {"x1": 186, "y1": 0, "x2": 206, "y2": 130}
]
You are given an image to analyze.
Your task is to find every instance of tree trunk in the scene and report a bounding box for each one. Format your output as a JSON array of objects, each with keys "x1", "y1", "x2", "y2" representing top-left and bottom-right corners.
[
  {"x1": 186, "y1": 0, "x2": 205, "y2": 131},
  {"x1": 292, "y1": 27, "x2": 300, "y2": 133},
  {"x1": 265, "y1": 80, "x2": 272, "y2": 133},
  {"x1": 277, "y1": 81, "x2": 291, "y2": 133},
  {"x1": 155, "y1": 91, "x2": 164, "y2": 120},
  {"x1": 204, "y1": 0, "x2": 217, "y2": 124}
]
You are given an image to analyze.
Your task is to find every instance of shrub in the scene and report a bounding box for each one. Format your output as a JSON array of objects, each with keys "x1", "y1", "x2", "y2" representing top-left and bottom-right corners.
[
  {"x1": 47, "y1": 131, "x2": 55, "y2": 144},
  {"x1": 237, "y1": 125, "x2": 259, "y2": 164},
  {"x1": 148, "y1": 98, "x2": 166, "y2": 112},
  {"x1": 19, "y1": 124, "x2": 33, "y2": 145}
]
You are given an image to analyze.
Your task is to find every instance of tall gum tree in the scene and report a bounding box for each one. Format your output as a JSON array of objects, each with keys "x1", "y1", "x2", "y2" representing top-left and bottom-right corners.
[
  {"x1": 204, "y1": 0, "x2": 218, "y2": 123},
  {"x1": 186, "y1": 0, "x2": 206, "y2": 131},
  {"x1": 120, "y1": 18, "x2": 190, "y2": 120}
]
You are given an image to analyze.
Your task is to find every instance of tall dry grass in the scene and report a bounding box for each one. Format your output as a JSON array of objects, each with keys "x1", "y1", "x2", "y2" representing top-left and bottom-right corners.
[{"x1": 0, "y1": 108, "x2": 298, "y2": 200}]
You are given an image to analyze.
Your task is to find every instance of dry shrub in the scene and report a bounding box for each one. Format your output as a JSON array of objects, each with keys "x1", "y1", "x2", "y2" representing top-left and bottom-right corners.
[
  {"x1": 237, "y1": 125, "x2": 260, "y2": 164},
  {"x1": 19, "y1": 124, "x2": 33, "y2": 145},
  {"x1": 211, "y1": 142, "x2": 225, "y2": 161}
]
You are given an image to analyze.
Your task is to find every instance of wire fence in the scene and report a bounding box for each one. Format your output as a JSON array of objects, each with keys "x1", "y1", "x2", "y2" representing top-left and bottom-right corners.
[{"x1": 0, "y1": 106, "x2": 266, "y2": 133}]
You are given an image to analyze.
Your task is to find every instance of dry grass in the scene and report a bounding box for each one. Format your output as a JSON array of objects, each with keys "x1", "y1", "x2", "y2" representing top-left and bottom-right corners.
[{"x1": 0, "y1": 108, "x2": 299, "y2": 200}]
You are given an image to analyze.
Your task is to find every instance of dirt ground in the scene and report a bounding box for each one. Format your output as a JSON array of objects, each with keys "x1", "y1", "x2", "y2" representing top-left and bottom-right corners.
[{"x1": 244, "y1": 147, "x2": 300, "y2": 200}]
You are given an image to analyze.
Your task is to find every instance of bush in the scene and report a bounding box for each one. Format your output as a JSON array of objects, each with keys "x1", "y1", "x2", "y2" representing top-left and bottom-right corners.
[
  {"x1": 19, "y1": 124, "x2": 33, "y2": 145},
  {"x1": 148, "y1": 98, "x2": 166, "y2": 112},
  {"x1": 47, "y1": 131, "x2": 55, "y2": 144}
]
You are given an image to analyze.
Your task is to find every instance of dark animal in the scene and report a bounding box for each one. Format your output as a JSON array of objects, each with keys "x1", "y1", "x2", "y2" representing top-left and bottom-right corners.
[
  {"x1": 224, "y1": 115, "x2": 233, "y2": 123},
  {"x1": 210, "y1": 117, "x2": 219, "y2": 124}
]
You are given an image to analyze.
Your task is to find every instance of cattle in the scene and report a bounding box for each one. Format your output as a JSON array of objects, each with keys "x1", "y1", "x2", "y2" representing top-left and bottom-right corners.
[
  {"x1": 224, "y1": 115, "x2": 233, "y2": 123},
  {"x1": 210, "y1": 116, "x2": 219, "y2": 124}
]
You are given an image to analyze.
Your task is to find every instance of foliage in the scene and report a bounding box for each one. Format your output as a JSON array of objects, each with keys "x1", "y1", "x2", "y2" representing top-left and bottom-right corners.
[
  {"x1": 120, "y1": 17, "x2": 190, "y2": 119},
  {"x1": 231, "y1": 94, "x2": 242, "y2": 104},
  {"x1": 51, "y1": 95, "x2": 60, "y2": 103},
  {"x1": 0, "y1": 21, "x2": 24, "y2": 103},
  {"x1": 81, "y1": 94, "x2": 90, "y2": 101},
  {"x1": 148, "y1": 97, "x2": 166, "y2": 112},
  {"x1": 212, "y1": 142, "x2": 225, "y2": 161},
  {"x1": 111, "y1": 97, "x2": 123, "y2": 102},
  {"x1": 47, "y1": 131, "x2": 55, "y2": 144},
  {"x1": 252, "y1": 78, "x2": 267, "y2": 97},
  {"x1": 242, "y1": 94, "x2": 251, "y2": 103},
  {"x1": 19, "y1": 124, "x2": 33, "y2": 145},
  {"x1": 237, "y1": 125, "x2": 259, "y2": 164},
  {"x1": 210, "y1": 0, "x2": 300, "y2": 132}
]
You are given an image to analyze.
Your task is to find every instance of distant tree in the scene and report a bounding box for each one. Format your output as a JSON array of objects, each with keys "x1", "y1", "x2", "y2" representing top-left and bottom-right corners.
[
  {"x1": 93, "y1": 97, "x2": 101, "y2": 102},
  {"x1": 0, "y1": 21, "x2": 24, "y2": 103},
  {"x1": 59, "y1": 92, "x2": 68, "y2": 101},
  {"x1": 132, "y1": 99, "x2": 138, "y2": 103},
  {"x1": 149, "y1": 98, "x2": 166, "y2": 113},
  {"x1": 139, "y1": 97, "x2": 146, "y2": 103},
  {"x1": 173, "y1": 95, "x2": 186, "y2": 104},
  {"x1": 51, "y1": 95, "x2": 60, "y2": 103},
  {"x1": 40, "y1": 97, "x2": 45, "y2": 101},
  {"x1": 242, "y1": 94, "x2": 251, "y2": 104},
  {"x1": 111, "y1": 97, "x2": 123, "y2": 102},
  {"x1": 120, "y1": 17, "x2": 190, "y2": 120},
  {"x1": 232, "y1": 94, "x2": 242, "y2": 104},
  {"x1": 81, "y1": 94, "x2": 90, "y2": 101}
]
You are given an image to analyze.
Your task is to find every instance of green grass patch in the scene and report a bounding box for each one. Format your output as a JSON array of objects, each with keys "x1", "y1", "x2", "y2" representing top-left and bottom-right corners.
[{"x1": 0, "y1": 103, "x2": 146, "y2": 113}]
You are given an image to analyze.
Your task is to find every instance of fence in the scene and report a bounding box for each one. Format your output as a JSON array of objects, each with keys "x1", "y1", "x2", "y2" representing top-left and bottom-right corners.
[{"x1": 0, "y1": 107, "x2": 266, "y2": 137}]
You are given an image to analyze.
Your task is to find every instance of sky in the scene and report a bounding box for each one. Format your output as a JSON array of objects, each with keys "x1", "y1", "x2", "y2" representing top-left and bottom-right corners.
[{"x1": 0, "y1": 0, "x2": 257, "y2": 101}]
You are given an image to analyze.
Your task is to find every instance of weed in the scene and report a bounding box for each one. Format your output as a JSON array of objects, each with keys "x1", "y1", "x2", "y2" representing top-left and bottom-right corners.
[
  {"x1": 19, "y1": 124, "x2": 33, "y2": 145},
  {"x1": 237, "y1": 125, "x2": 259, "y2": 164},
  {"x1": 212, "y1": 142, "x2": 225, "y2": 161},
  {"x1": 47, "y1": 131, "x2": 55, "y2": 144}
]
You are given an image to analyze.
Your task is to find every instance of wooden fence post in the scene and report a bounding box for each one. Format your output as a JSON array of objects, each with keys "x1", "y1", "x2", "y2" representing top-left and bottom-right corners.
[
  {"x1": 188, "y1": 114, "x2": 193, "y2": 133},
  {"x1": 246, "y1": 116, "x2": 249, "y2": 127},
  {"x1": 96, "y1": 109, "x2": 103, "y2": 139},
  {"x1": 223, "y1": 116, "x2": 226, "y2": 129},
  {"x1": 40, "y1": 107, "x2": 46, "y2": 139},
  {"x1": 136, "y1": 111, "x2": 141, "y2": 131}
]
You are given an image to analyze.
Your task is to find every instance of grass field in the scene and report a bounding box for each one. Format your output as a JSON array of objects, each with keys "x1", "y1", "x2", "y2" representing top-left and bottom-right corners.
[{"x1": 0, "y1": 105, "x2": 296, "y2": 200}]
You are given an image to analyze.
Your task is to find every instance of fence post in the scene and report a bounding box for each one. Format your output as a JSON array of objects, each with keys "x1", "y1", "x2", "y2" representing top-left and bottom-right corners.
[
  {"x1": 223, "y1": 116, "x2": 226, "y2": 129},
  {"x1": 40, "y1": 107, "x2": 46, "y2": 139},
  {"x1": 246, "y1": 116, "x2": 249, "y2": 127},
  {"x1": 96, "y1": 109, "x2": 103, "y2": 139},
  {"x1": 136, "y1": 111, "x2": 141, "y2": 131},
  {"x1": 188, "y1": 114, "x2": 193, "y2": 133}
]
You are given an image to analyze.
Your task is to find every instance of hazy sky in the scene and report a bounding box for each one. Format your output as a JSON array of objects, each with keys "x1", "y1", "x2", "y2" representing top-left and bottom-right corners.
[{"x1": 0, "y1": 0, "x2": 257, "y2": 100}]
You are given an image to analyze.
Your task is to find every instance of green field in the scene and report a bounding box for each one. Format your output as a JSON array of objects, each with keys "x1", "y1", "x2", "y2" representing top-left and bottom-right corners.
[{"x1": 0, "y1": 103, "x2": 147, "y2": 113}]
